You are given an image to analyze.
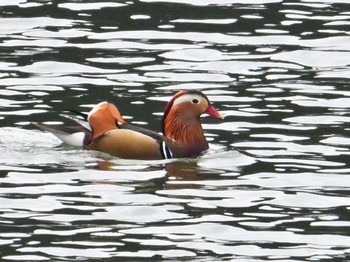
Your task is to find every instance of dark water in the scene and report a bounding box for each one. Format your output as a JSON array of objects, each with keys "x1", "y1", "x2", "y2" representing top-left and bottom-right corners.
[{"x1": 1, "y1": 0, "x2": 350, "y2": 261}]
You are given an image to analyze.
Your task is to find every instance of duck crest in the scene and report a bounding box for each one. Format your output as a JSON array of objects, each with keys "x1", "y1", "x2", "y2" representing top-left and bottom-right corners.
[
  {"x1": 88, "y1": 102, "x2": 126, "y2": 139},
  {"x1": 161, "y1": 90, "x2": 187, "y2": 134}
]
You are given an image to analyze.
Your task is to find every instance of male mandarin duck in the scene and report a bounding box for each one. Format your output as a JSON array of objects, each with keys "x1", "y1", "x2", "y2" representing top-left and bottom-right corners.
[{"x1": 36, "y1": 90, "x2": 223, "y2": 160}]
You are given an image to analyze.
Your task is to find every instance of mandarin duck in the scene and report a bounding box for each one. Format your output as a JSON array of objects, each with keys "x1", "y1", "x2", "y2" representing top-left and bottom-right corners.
[{"x1": 36, "y1": 90, "x2": 223, "y2": 160}]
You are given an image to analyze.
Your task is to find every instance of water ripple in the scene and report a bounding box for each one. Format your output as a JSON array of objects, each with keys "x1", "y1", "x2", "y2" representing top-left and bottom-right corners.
[{"x1": 1, "y1": 0, "x2": 350, "y2": 261}]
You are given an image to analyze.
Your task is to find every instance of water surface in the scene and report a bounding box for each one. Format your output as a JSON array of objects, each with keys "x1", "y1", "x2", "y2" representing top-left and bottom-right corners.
[{"x1": 0, "y1": 0, "x2": 350, "y2": 261}]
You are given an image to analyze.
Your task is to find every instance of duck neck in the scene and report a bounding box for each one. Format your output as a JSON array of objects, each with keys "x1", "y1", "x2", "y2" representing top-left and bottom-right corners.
[{"x1": 162, "y1": 107, "x2": 208, "y2": 150}]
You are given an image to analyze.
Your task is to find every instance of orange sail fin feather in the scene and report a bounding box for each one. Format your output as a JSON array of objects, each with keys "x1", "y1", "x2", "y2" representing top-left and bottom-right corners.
[
  {"x1": 87, "y1": 102, "x2": 127, "y2": 139},
  {"x1": 36, "y1": 90, "x2": 223, "y2": 160}
]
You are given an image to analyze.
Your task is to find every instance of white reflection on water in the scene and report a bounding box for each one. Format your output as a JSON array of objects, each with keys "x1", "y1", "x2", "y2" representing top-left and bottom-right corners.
[
  {"x1": 58, "y1": 2, "x2": 128, "y2": 11},
  {"x1": 18, "y1": 246, "x2": 117, "y2": 259},
  {"x1": 9, "y1": 61, "x2": 124, "y2": 74},
  {"x1": 0, "y1": 127, "x2": 98, "y2": 166},
  {"x1": 0, "y1": 17, "x2": 74, "y2": 33},
  {"x1": 271, "y1": 50, "x2": 350, "y2": 67},
  {"x1": 171, "y1": 18, "x2": 237, "y2": 24},
  {"x1": 119, "y1": 222, "x2": 350, "y2": 257},
  {"x1": 140, "y1": 0, "x2": 282, "y2": 5},
  {"x1": 1, "y1": 0, "x2": 350, "y2": 260}
]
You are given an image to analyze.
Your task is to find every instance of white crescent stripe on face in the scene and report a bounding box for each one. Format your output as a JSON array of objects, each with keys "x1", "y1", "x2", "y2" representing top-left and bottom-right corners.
[{"x1": 172, "y1": 94, "x2": 204, "y2": 106}]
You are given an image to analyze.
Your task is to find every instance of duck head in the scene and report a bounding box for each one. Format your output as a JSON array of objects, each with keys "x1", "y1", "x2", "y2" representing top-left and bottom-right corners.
[
  {"x1": 162, "y1": 90, "x2": 223, "y2": 156},
  {"x1": 88, "y1": 102, "x2": 127, "y2": 139}
]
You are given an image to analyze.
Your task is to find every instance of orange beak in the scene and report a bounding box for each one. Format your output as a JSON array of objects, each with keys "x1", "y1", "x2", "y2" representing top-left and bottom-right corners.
[{"x1": 205, "y1": 105, "x2": 224, "y2": 119}]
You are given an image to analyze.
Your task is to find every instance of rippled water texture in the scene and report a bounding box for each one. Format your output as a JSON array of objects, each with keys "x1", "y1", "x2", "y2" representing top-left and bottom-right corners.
[{"x1": 0, "y1": 0, "x2": 350, "y2": 261}]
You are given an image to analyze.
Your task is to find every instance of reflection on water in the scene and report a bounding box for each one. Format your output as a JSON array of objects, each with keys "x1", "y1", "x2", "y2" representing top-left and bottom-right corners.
[{"x1": 1, "y1": 0, "x2": 350, "y2": 261}]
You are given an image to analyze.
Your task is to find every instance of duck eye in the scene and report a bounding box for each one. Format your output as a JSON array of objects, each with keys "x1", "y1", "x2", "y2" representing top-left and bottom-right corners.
[{"x1": 191, "y1": 98, "x2": 199, "y2": 104}]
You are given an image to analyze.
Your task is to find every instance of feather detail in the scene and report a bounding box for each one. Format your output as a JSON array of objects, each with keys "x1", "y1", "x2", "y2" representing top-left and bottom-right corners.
[
  {"x1": 34, "y1": 123, "x2": 91, "y2": 146},
  {"x1": 35, "y1": 90, "x2": 222, "y2": 160},
  {"x1": 88, "y1": 102, "x2": 126, "y2": 139},
  {"x1": 163, "y1": 105, "x2": 208, "y2": 155}
]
